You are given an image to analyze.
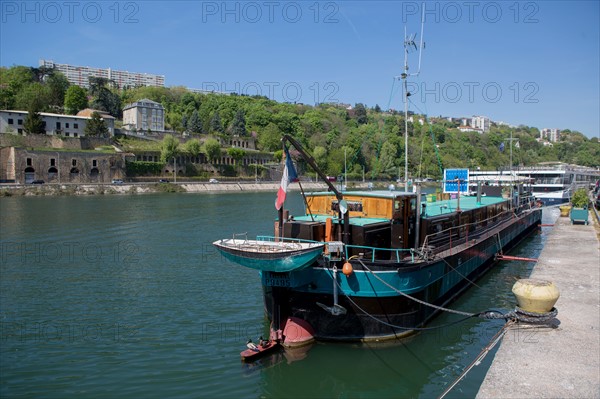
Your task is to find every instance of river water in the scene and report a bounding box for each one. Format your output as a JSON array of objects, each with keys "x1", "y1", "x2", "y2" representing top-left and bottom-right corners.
[{"x1": 0, "y1": 191, "x2": 558, "y2": 398}]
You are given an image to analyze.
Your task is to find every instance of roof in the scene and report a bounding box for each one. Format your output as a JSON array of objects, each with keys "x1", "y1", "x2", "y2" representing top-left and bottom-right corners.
[
  {"x1": 293, "y1": 215, "x2": 389, "y2": 226},
  {"x1": 1, "y1": 109, "x2": 112, "y2": 120},
  {"x1": 422, "y1": 196, "x2": 507, "y2": 218},
  {"x1": 76, "y1": 108, "x2": 116, "y2": 119},
  {"x1": 308, "y1": 190, "x2": 417, "y2": 199},
  {"x1": 123, "y1": 98, "x2": 164, "y2": 110}
]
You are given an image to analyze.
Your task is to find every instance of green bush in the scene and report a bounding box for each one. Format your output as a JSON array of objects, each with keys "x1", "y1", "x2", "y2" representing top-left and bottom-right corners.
[
  {"x1": 126, "y1": 161, "x2": 165, "y2": 176},
  {"x1": 154, "y1": 183, "x2": 186, "y2": 193},
  {"x1": 571, "y1": 188, "x2": 589, "y2": 208}
]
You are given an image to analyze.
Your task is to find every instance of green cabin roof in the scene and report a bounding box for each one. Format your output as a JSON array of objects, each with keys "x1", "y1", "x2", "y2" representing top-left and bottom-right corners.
[{"x1": 421, "y1": 195, "x2": 507, "y2": 217}]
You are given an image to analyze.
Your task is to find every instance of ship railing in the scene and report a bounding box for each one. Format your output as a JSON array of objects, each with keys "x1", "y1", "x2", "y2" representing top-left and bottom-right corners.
[
  {"x1": 231, "y1": 232, "x2": 249, "y2": 244},
  {"x1": 420, "y1": 209, "x2": 516, "y2": 255},
  {"x1": 256, "y1": 235, "x2": 414, "y2": 263},
  {"x1": 343, "y1": 245, "x2": 414, "y2": 263},
  {"x1": 256, "y1": 235, "x2": 324, "y2": 245}
]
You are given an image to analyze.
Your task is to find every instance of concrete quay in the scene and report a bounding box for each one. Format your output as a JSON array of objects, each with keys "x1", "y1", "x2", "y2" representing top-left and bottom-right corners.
[{"x1": 477, "y1": 212, "x2": 600, "y2": 398}]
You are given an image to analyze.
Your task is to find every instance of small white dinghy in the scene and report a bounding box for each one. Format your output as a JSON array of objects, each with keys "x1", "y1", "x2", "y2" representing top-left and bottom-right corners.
[{"x1": 213, "y1": 237, "x2": 325, "y2": 272}]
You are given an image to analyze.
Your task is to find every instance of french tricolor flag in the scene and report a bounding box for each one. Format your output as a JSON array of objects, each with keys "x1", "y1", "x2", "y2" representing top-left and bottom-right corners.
[{"x1": 275, "y1": 147, "x2": 298, "y2": 210}]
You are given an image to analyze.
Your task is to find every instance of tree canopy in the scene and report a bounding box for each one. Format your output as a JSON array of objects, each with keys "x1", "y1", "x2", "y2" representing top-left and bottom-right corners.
[
  {"x1": 64, "y1": 85, "x2": 88, "y2": 115},
  {"x1": 1, "y1": 64, "x2": 598, "y2": 178},
  {"x1": 160, "y1": 134, "x2": 180, "y2": 162},
  {"x1": 84, "y1": 112, "x2": 109, "y2": 137}
]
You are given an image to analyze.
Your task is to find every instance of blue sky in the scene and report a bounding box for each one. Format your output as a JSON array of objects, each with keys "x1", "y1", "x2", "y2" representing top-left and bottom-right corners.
[{"x1": 1, "y1": 1, "x2": 599, "y2": 138}]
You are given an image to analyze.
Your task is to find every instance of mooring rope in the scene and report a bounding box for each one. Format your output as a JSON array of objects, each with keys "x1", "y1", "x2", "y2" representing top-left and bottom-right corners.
[
  {"x1": 357, "y1": 259, "x2": 477, "y2": 317},
  {"x1": 355, "y1": 258, "x2": 559, "y2": 324},
  {"x1": 336, "y1": 280, "x2": 476, "y2": 331},
  {"x1": 437, "y1": 319, "x2": 516, "y2": 399}
]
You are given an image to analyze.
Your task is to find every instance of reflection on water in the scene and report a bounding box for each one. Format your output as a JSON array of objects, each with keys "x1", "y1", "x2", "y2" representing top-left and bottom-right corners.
[{"x1": 0, "y1": 192, "x2": 558, "y2": 398}]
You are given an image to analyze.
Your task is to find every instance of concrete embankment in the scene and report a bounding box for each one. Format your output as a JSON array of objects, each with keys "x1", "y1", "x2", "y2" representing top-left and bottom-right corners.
[
  {"x1": 181, "y1": 181, "x2": 332, "y2": 193},
  {"x1": 0, "y1": 181, "x2": 358, "y2": 196},
  {"x1": 477, "y1": 213, "x2": 600, "y2": 398}
]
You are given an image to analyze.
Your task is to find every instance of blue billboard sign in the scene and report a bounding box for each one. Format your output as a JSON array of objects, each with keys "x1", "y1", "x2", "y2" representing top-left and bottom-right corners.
[{"x1": 444, "y1": 168, "x2": 469, "y2": 193}]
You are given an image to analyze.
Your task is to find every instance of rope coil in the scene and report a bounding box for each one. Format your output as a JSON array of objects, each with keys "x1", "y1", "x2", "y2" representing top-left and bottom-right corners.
[{"x1": 479, "y1": 307, "x2": 558, "y2": 324}]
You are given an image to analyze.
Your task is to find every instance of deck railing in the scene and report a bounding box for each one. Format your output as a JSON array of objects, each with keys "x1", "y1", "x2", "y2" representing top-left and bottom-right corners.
[
  {"x1": 343, "y1": 245, "x2": 414, "y2": 263},
  {"x1": 256, "y1": 235, "x2": 414, "y2": 263},
  {"x1": 420, "y1": 208, "x2": 518, "y2": 255}
]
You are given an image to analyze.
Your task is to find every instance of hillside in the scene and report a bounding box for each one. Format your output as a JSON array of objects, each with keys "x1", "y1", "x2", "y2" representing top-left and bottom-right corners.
[{"x1": 1, "y1": 65, "x2": 598, "y2": 180}]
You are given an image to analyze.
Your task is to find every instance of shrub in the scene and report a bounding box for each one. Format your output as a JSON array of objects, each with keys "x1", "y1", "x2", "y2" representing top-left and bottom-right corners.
[
  {"x1": 571, "y1": 188, "x2": 589, "y2": 208},
  {"x1": 126, "y1": 161, "x2": 165, "y2": 176}
]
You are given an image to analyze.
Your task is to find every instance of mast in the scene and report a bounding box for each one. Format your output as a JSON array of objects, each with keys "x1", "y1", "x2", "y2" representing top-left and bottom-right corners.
[{"x1": 399, "y1": 8, "x2": 425, "y2": 192}]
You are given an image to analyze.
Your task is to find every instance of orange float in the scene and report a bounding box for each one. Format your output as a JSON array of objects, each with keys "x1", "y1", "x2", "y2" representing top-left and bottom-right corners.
[{"x1": 342, "y1": 261, "x2": 353, "y2": 277}]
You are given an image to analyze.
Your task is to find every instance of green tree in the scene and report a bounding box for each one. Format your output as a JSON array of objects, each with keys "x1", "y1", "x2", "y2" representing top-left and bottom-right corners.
[
  {"x1": 210, "y1": 111, "x2": 224, "y2": 133},
  {"x1": 15, "y1": 82, "x2": 50, "y2": 111},
  {"x1": 227, "y1": 147, "x2": 246, "y2": 173},
  {"x1": 160, "y1": 134, "x2": 180, "y2": 162},
  {"x1": 274, "y1": 149, "x2": 283, "y2": 163},
  {"x1": 46, "y1": 72, "x2": 70, "y2": 110},
  {"x1": 0, "y1": 66, "x2": 34, "y2": 109},
  {"x1": 354, "y1": 103, "x2": 368, "y2": 125},
  {"x1": 89, "y1": 77, "x2": 121, "y2": 117},
  {"x1": 378, "y1": 141, "x2": 398, "y2": 176},
  {"x1": 188, "y1": 110, "x2": 203, "y2": 134},
  {"x1": 313, "y1": 146, "x2": 328, "y2": 171},
  {"x1": 204, "y1": 138, "x2": 222, "y2": 164},
  {"x1": 181, "y1": 114, "x2": 188, "y2": 132},
  {"x1": 23, "y1": 105, "x2": 45, "y2": 134},
  {"x1": 64, "y1": 85, "x2": 88, "y2": 114},
  {"x1": 84, "y1": 112, "x2": 109, "y2": 137},
  {"x1": 185, "y1": 138, "x2": 202, "y2": 158},
  {"x1": 231, "y1": 109, "x2": 247, "y2": 136},
  {"x1": 257, "y1": 122, "x2": 282, "y2": 151},
  {"x1": 91, "y1": 89, "x2": 121, "y2": 117}
]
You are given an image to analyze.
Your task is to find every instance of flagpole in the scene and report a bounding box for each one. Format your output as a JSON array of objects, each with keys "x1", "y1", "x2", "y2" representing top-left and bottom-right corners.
[{"x1": 298, "y1": 180, "x2": 315, "y2": 222}]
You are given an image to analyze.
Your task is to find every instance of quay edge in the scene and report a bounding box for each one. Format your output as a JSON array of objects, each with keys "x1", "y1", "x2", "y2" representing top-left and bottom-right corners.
[{"x1": 476, "y1": 213, "x2": 600, "y2": 398}]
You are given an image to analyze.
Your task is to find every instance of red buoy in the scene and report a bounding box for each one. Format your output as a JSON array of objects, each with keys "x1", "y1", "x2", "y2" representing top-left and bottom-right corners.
[{"x1": 342, "y1": 262, "x2": 353, "y2": 276}]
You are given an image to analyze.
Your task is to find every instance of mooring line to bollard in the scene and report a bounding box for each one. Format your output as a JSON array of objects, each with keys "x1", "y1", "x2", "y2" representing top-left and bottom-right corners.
[{"x1": 437, "y1": 320, "x2": 516, "y2": 399}]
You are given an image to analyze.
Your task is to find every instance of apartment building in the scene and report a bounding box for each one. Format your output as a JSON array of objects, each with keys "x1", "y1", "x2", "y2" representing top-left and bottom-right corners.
[
  {"x1": 39, "y1": 60, "x2": 165, "y2": 89},
  {"x1": 122, "y1": 99, "x2": 165, "y2": 132}
]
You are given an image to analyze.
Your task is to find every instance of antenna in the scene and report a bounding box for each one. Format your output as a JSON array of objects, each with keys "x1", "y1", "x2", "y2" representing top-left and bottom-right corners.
[{"x1": 398, "y1": 4, "x2": 426, "y2": 192}]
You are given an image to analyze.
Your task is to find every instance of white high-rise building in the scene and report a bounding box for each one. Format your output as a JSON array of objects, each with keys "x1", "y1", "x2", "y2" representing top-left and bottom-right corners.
[
  {"x1": 39, "y1": 60, "x2": 165, "y2": 89},
  {"x1": 540, "y1": 128, "x2": 560, "y2": 142},
  {"x1": 471, "y1": 116, "x2": 490, "y2": 133}
]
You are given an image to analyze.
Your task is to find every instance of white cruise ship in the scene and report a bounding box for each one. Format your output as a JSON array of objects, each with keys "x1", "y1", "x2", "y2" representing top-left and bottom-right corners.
[{"x1": 470, "y1": 163, "x2": 600, "y2": 206}]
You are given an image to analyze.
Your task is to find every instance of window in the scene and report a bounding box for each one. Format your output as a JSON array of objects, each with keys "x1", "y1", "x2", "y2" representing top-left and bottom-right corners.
[
  {"x1": 72, "y1": 159, "x2": 77, "y2": 167},
  {"x1": 18, "y1": 119, "x2": 23, "y2": 125},
  {"x1": 8, "y1": 118, "x2": 13, "y2": 124},
  {"x1": 50, "y1": 158, "x2": 56, "y2": 166},
  {"x1": 74, "y1": 123, "x2": 78, "y2": 129},
  {"x1": 92, "y1": 160, "x2": 97, "y2": 167},
  {"x1": 56, "y1": 122, "x2": 61, "y2": 129},
  {"x1": 66, "y1": 123, "x2": 70, "y2": 128},
  {"x1": 74, "y1": 133, "x2": 78, "y2": 137},
  {"x1": 18, "y1": 128, "x2": 23, "y2": 133},
  {"x1": 27, "y1": 158, "x2": 32, "y2": 166}
]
